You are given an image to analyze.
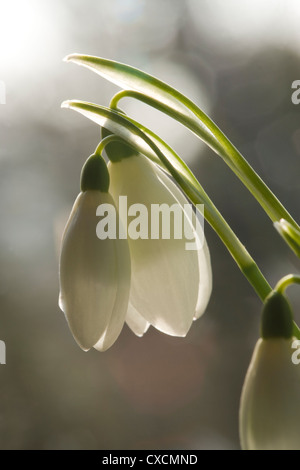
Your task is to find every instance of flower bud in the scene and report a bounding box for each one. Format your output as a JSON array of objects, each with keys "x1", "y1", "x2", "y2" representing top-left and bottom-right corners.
[
  {"x1": 240, "y1": 290, "x2": 300, "y2": 450},
  {"x1": 239, "y1": 337, "x2": 300, "y2": 450}
]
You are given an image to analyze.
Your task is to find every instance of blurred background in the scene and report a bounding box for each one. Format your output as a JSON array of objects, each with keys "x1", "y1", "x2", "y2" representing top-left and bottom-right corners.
[{"x1": 0, "y1": 0, "x2": 300, "y2": 450}]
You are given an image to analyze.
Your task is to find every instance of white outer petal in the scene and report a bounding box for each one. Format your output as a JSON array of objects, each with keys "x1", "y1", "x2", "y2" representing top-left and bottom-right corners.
[
  {"x1": 125, "y1": 303, "x2": 150, "y2": 337},
  {"x1": 157, "y1": 169, "x2": 212, "y2": 320},
  {"x1": 239, "y1": 338, "x2": 300, "y2": 450},
  {"x1": 59, "y1": 191, "x2": 130, "y2": 351},
  {"x1": 94, "y1": 231, "x2": 131, "y2": 351},
  {"x1": 108, "y1": 155, "x2": 209, "y2": 337}
]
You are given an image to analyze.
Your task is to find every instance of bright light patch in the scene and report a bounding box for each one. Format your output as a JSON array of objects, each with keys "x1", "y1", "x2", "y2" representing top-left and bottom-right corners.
[
  {"x1": 0, "y1": 0, "x2": 61, "y2": 75},
  {"x1": 187, "y1": 0, "x2": 300, "y2": 57}
]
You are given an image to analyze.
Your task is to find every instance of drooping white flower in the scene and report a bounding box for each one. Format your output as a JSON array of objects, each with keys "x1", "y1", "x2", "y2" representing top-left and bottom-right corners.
[
  {"x1": 59, "y1": 155, "x2": 131, "y2": 351},
  {"x1": 239, "y1": 337, "x2": 300, "y2": 450},
  {"x1": 108, "y1": 153, "x2": 212, "y2": 337}
]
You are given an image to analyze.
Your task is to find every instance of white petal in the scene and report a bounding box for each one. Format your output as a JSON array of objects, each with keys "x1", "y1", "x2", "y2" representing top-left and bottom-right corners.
[
  {"x1": 240, "y1": 338, "x2": 300, "y2": 450},
  {"x1": 94, "y1": 235, "x2": 131, "y2": 351},
  {"x1": 194, "y1": 237, "x2": 212, "y2": 319},
  {"x1": 108, "y1": 155, "x2": 207, "y2": 337},
  {"x1": 59, "y1": 191, "x2": 130, "y2": 351},
  {"x1": 125, "y1": 303, "x2": 150, "y2": 337},
  {"x1": 157, "y1": 170, "x2": 212, "y2": 320}
]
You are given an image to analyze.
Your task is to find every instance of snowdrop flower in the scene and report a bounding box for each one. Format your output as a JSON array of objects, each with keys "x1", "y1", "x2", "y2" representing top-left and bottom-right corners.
[
  {"x1": 59, "y1": 154, "x2": 131, "y2": 351},
  {"x1": 239, "y1": 291, "x2": 300, "y2": 450},
  {"x1": 108, "y1": 152, "x2": 212, "y2": 337}
]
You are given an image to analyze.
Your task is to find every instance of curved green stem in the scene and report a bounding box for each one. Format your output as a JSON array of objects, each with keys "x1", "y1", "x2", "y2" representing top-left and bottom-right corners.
[
  {"x1": 94, "y1": 135, "x2": 127, "y2": 156},
  {"x1": 181, "y1": 181, "x2": 272, "y2": 301},
  {"x1": 111, "y1": 90, "x2": 299, "y2": 231},
  {"x1": 62, "y1": 99, "x2": 273, "y2": 301},
  {"x1": 275, "y1": 275, "x2": 300, "y2": 295},
  {"x1": 273, "y1": 275, "x2": 300, "y2": 339},
  {"x1": 96, "y1": 132, "x2": 272, "y2": 302}
]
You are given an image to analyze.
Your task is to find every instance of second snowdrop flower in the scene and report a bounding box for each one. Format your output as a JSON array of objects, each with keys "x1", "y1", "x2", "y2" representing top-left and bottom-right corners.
[
  {"x1": 239, "y1": 291, "x2": 300, "y2": 450},
  {"x1": 107, "y1": 148, "x2": 212, "y2": 338}
]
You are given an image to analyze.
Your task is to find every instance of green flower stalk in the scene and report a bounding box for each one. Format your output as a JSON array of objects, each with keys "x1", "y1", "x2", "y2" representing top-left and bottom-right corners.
[
  {"x1": 274, "y1": 219, "x2": 300, "y2": 258},
  {"x1": 60, "y1": 53, "x2": 300, "y2": 450}
]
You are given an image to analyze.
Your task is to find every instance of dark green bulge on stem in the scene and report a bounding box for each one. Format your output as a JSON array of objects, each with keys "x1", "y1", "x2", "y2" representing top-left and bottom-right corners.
[
  {"x1": 101, "y1": 127, "x2": 139, "y2": 162},
  {"x1": 80, "y1": 153, "x2": 110, "y2": 192},
  {"x1": 261, "y1": 290, "x2": 294, "y2": 339}
]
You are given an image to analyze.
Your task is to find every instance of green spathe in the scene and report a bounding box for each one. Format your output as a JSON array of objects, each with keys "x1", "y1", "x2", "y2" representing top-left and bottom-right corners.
[
  {"x1": 80, "y1": 154, "x2": 110, "y2": 192},
  {"x1": 261, "y1": 291, "x2": 293, "y2": 339}
]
